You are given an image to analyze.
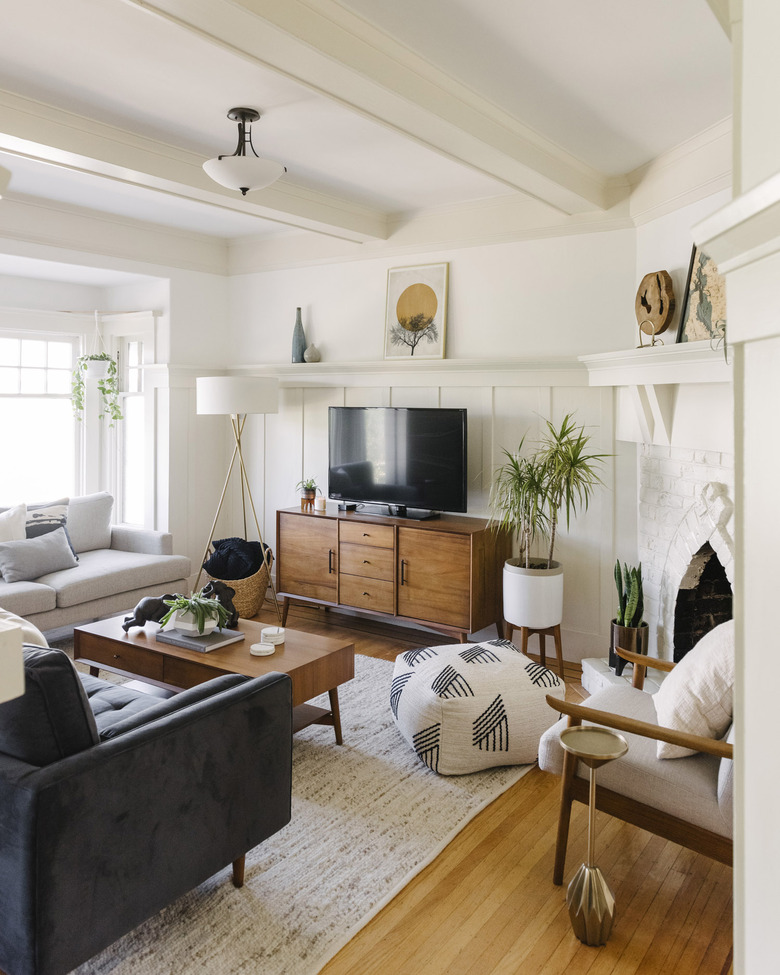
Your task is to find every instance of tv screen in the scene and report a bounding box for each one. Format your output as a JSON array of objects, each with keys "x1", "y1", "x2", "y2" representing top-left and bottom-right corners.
[{"x1": 328, "y1": 407, "x2": 467, "y2": 517}]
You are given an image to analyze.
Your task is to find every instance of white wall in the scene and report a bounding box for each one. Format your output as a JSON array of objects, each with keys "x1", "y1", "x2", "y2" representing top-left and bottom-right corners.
[{"x1": 228, "y1": 230, "x2": 637, "y2": 366}]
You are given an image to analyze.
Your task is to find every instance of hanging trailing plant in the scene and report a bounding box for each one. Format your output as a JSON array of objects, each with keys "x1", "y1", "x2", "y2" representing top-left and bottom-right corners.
[{"x1": 71, "y1": 352, "x2": 123, "y2": 425}]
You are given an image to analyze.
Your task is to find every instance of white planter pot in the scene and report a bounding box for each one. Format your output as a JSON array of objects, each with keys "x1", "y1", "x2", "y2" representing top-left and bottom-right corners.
[
  {"x1": 503, "y1": 559, "x2": 564, "y2": 630},
  {"x1": 174, "y1": 611, "x2": 217, "y2": 637}
]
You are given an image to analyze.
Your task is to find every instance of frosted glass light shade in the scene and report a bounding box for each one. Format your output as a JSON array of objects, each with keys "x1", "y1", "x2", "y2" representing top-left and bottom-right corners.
[
  {"x1": 197, "y1": 376, "x2": 279, "y2": 416},
  {"x1": 202, "y1": 156, "x2": 286, "y2": 194},
  {"x1": 0, "y1": 620, "x2": 24, "y2": 704}
]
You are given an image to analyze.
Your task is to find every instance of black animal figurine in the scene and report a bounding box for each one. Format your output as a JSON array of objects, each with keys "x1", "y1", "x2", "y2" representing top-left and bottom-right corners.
[
  {"x1": 201, "y1": 580, "x2": 239, "y2": 629},
  {"x1": 122, "y1": 593, "x2": 178, "y2": 632}
]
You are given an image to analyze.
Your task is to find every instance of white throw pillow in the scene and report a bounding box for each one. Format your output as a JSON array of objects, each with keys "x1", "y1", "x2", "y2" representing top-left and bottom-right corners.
[
  {"x1": 0, "y1": 503, "x2": 27, "y2": 543},
  {"x1": 653, "y1": 619, "x2": 734, "y2": 759}
]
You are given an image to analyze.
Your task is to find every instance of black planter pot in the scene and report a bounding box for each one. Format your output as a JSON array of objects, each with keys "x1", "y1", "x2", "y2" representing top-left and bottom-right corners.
[{"x1": 609, "y1": 620, "x2": 649, "y2": 676}]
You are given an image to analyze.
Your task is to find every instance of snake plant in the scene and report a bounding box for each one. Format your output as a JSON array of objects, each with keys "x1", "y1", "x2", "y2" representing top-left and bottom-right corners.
[{"x1": 614, "y1": 560, "x2": 644, "y2": 627}]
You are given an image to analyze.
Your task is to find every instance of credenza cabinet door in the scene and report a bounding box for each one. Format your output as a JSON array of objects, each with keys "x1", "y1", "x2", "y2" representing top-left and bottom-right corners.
[
  {"x1": 396, "y1": 528, "x2": 470, "y2": 629},
  {"x1": 278, "y1": 512, "x2": 338, "y2": 602}
]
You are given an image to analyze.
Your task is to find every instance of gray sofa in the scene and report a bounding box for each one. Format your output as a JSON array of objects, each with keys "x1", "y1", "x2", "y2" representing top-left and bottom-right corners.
[
  {"x1": 0, "y1": 493, "x2": 191, "y2": 632},
  {"x1": 0, "y1": 644, "x2": 292, "y2": 975}
]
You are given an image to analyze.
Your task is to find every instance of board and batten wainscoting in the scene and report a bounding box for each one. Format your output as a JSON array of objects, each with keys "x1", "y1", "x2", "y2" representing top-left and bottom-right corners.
[{"x1": 224, "y1": 357, "x2": 622, "y2": 664}]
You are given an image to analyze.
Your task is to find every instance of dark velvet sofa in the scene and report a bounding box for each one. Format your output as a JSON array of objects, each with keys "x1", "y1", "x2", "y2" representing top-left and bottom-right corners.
[{"x1": 0, "y1": 646, "x2": 292, "y2": 975}]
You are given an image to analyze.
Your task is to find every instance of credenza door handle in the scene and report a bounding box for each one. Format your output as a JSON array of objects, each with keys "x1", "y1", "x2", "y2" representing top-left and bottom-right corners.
[
  {"x1": 328, "y1": 549, "x2": 334, "y2": 573},
  {"x1": 400, "y1": 559, "x2": 407, "y2": 586}
]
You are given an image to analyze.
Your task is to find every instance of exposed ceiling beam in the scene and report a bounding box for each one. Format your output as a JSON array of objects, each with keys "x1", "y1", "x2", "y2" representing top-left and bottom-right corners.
[
  {"x1": 0, "y1": 90, "x2": 388, "y2": 242},
  {"x1": 705, "y1": 0, "x2": 733, "y2": 39},
  {"x1": 124, "y1": 0, "x2": 613, "y2": 215}
]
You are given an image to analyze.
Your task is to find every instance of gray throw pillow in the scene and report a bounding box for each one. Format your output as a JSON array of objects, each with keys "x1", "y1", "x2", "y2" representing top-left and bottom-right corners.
[
  {"x1": 0, "y1": 527, "x2": 78, "y2": 583},
  {"x1": 26, "y1": 497, "x2": 77, "y2": 556},
  {"x1": 67, "y1": 492, "x2": 113, "y2": 553}
]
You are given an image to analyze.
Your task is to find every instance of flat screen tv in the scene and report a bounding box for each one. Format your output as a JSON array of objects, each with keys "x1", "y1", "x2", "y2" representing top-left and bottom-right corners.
[{"x1": 328, "y1": 406, "x2": 467, "y2": 519}]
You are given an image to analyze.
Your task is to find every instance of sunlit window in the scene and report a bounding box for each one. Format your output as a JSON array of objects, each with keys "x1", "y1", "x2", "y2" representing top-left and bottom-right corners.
[{"x1": 0, "y1": 335, "x2": 78, "y2": 502}]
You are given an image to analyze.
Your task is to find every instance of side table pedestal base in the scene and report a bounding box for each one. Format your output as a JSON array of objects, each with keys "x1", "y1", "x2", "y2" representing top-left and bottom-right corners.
[{"x1": 566, "y1": 862, "x2": 616, "y2": 946}]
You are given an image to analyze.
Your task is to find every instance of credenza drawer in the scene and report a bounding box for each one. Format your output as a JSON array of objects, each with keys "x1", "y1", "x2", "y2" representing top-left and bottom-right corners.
[
  {"x1": 339, "y1": 542, "x2": 394, "y2": 581},
  {"x1": 78, "y1": 639, "x2": 164, "y2": 682},
  {"x1": 339, "y1": 521, "x2": 394, "y2": 548},
  {"x1": 339, "y1": 575, "x2": 394, "y2": 614}
]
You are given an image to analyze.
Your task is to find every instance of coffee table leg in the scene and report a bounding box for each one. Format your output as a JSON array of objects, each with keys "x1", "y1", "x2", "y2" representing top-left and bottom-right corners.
[{"x1": 328, "y1": 688, "x2": 343, "y2": 745}]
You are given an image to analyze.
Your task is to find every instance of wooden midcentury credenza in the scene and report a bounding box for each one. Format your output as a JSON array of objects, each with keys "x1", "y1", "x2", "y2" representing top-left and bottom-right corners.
[{"x1": 276, "y1": 506, "x2": 511, "y2": 642}]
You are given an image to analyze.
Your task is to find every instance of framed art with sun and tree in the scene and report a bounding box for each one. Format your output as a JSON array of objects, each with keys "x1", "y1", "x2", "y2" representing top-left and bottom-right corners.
[{"x1": 384, "y1": 262, "x2": 448, "y2": 359}]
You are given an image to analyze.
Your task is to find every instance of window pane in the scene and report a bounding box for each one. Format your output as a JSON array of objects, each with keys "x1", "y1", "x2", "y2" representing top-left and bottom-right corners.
[
  {"x1": 20, "y1": 369, "x2": 46, "y2": 394},
  {"x1": 0, "y1": 338, "x2": 19, "y2": 366},
  {"x1": 0, "y1": 398, "x2": 75, "y2": 501},
  {"x1": 20, "y1": 340, "x2": 46, "y2": 367},
  {"x1": 122, "y1": 396, "x2": 145, "y2": 525},
  {"x1": 47, "y1": 369, "x2": 71, "y2": 394},
  {"x1": 48, "y1": 341, "x2": 73, "y2": 369},
  {"x1": 0, "y1": 368, "x2": 18, "y2": 394}
]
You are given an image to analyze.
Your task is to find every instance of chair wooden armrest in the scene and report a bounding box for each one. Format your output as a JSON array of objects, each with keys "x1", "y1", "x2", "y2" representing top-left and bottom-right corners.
[
  {"x1": 615, "y1": 647, "x2": 676, "y2": 689},
  {"x1": 546, "y1": 695, "x2": 733, "y2": 760}
]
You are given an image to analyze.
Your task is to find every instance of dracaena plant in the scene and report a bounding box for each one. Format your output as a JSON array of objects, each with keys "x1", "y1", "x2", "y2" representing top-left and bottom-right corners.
[{"x1": 489, "y1": 413, "x2": 608, "y2": 568}]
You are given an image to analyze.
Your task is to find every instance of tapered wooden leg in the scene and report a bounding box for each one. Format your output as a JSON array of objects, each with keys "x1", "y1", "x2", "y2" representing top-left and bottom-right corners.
[
  {"x1": 520, "y1": 626, "x2": 529, "y2": 655},
  {"x1": 328, "y1": 688, "x2": 343, "y2": 745},
  {"x1": 553, "y1": 716, "x2": 582, "y2": 885},
  {"x1": 552, "y1": 624, "x2": 565, "y2": 680},
  {"x1": 503, "y1": 621, "x2": 512, "y2": 642},
  {"x1": 232, "y1": 855, "x2": 245, "y2": 888},
  {"x1": 281, "y1": 598, "x2": 290, "y2": 627}
]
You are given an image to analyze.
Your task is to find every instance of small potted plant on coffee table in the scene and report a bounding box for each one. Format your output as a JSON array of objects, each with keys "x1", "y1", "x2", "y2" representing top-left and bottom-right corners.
[
  {"x1": 610, "y1": 560, "x2": 648, "y2": 676},
  {"x1": 159, "y1": 591, "x2": 232, "y2": 636}
]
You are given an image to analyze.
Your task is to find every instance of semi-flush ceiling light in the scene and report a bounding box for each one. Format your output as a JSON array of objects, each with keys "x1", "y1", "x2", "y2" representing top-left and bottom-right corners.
[{"x1": 202, "y1": 107, "x2": 286, "y2": 196}]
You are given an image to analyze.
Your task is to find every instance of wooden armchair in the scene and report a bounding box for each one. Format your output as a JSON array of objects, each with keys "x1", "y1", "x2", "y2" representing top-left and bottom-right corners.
[{"x1": 539, "y1": 647, "x2": 734, "y2": 885}]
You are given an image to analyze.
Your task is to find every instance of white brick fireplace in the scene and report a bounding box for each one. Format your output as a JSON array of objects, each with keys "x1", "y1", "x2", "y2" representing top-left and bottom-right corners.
[{"x1": 580, "y1": 341, "x2": 734, "y2": 684}]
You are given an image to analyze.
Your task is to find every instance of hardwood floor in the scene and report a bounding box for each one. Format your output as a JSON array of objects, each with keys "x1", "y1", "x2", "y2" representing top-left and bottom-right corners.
[{"x1": 254, "y1": 600, "x2": 733, "y2": 975}]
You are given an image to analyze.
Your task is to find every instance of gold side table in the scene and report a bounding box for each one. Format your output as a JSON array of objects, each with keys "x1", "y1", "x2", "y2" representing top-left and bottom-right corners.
[{"x1": 559, "y1": 724, "x2": 629, "y2": 946}]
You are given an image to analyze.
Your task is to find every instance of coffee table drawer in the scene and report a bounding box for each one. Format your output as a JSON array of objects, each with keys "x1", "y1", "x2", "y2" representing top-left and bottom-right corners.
[
  {"x1": 80, "y1": 639, "x2": 164, "y2": 682},
  {"x1": 163, "y1": 655, "x2": 229, "y2": 689}
]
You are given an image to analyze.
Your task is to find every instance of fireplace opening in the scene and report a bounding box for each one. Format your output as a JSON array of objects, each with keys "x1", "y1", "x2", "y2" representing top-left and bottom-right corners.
[{"x1": 673, "y1": 542, "x2": 733, "y2": 662}]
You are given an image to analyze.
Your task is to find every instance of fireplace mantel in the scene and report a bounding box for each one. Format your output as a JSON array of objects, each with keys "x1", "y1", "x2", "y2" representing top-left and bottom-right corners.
[
  {"x1": 579, "y1": 340, "x2": 732, "y2": 387},
  {"x1": 579, "y1": 341, "x2": 733, "y2": 446}
]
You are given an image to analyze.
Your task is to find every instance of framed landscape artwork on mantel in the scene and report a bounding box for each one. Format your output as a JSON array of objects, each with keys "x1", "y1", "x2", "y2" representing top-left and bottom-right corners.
[
  {"x1": 384, "y1": 262, "x2": 448, "y2": 359},
  {"x1": 676, "y1": 246, "x2": 727, "y2": 345}
]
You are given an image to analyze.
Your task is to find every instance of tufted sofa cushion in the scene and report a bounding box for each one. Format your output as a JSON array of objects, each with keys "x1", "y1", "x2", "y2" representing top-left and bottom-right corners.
[
  {"x1": 0, "y1": 646, "x2": 98, "y2": 765},
  {"x1": 78, "y1": 674, "x2": 164, "y2": 737}
]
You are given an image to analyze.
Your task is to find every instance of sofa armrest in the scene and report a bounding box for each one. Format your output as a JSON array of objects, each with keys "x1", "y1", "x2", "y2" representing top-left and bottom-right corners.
[
  {"x1": 110, "y1": 525, "x2": 173, "y2": 555},
  {"x1": 0, "y1": 671, "x2": 292, "y2": 975},
  {"x1": 546, "y1": 694, "x2": 734, "y2": 760}
]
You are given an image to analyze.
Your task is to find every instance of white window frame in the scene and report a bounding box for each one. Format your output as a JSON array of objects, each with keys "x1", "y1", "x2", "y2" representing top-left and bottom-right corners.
[{"x1": 101, "y1": 312, "x2": 157, "y2": 528}]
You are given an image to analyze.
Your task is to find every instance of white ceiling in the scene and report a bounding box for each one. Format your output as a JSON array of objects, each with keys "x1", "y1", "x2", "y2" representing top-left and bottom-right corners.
[{"x1": 0, "y1": 0, "x2": 731, "y2": 267}]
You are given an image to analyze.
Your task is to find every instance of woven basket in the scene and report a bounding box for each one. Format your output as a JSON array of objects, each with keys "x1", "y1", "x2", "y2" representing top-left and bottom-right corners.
[{"x1": 206, "y1": 553, "x2": 273, "y2": 619}]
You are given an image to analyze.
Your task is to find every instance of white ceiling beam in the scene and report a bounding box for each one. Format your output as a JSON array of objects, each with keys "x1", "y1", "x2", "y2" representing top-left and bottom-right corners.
[
  {"x1": 124, "y1": 0, "x2": 613, "y2": 215},
  {"x1": 0, "y1": 90, "x2": 387, "y2": 242}
]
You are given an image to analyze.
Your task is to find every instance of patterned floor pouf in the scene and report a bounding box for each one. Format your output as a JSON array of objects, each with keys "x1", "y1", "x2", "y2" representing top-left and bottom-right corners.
[{"x1": 391, "y1": 639, "x2": 566, "y2": 774}]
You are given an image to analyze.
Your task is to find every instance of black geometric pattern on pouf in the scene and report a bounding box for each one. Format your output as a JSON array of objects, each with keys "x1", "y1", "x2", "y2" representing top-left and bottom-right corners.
[
  {"x1": 525, "y1": 662, "x2": 560, "y2": 687},
  {"x1": 472, "y1": 694, "x2": 509, "y2": 751},
  {"x1": 390, "y1": 671, "x2": 414, "y2": 717},
  {"x1": 459, "y1": 644, "x2": 501, "y2": 665},
  {"x1": 487, "y1": 638, "x2": 517, "y2": 651},
  {"x1": 431, "y1": 664, "x2": 474, "y2": 699},
  {"x1": 402, "y1": 646, "x2": 439, "y2": 668},
  {"x1": 413, "y1": 723, "x2": 441, "y2": 772}
]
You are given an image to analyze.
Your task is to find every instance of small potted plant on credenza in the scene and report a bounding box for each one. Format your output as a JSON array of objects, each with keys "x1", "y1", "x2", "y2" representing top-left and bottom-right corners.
[{"x1": 610, "y1": 560, "x2": 648, "y2": 676}]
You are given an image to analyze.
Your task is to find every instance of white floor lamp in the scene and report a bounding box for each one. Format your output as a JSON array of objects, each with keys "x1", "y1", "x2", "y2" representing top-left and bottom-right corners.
[
  {"x1": 0, "y1": 619, "x2": 25, "y2": 704},
  {"x1": 195, "y1": 376, "x2": 280, "y2": 618}
]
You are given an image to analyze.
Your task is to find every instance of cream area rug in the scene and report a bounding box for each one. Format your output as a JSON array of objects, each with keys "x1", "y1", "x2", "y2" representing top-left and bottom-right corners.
[{"x1": 71, "y1": 654, "x2": 531, "y2": 975}]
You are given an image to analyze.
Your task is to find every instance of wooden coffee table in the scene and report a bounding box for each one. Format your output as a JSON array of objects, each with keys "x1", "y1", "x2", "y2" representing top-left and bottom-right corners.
[{"x1": 73, "y1": 616, "x2": 355, "y2": 744}]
